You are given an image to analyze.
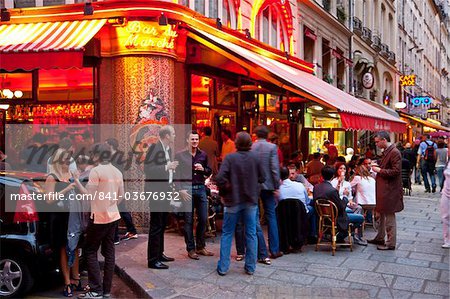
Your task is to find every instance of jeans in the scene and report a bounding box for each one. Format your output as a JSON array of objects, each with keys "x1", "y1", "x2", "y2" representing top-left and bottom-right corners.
[
  {"x1": 307, "y1": 205, "x2": 317, "y2": 237},
  {"x1": 85, "y1": 220, "x2": 117, "y2": 295},
  {"x1": 440, "y1": 195, "x2": 449, "y2": 244},
  {"x1": 217, "y1": 203, "x2": 257, "y2": 274},
  {"x1": 437, "y1": 166, "x2": 445, "y2": 191},
  {"x1": 260, "y1": 190, "x2": 280, "y2": 254},
  {"x1": 235, "y1": 209, "x2": 269, "y2": 260},
  {"x1": 421, "y1": 160, "x2": 436, "y2": 191},
  {"x1": 414, "y1": 165, "x2": 422, "y2": 183},
  {"x1": 184, "y1": 185, "x2": 208, "y2": 251}
]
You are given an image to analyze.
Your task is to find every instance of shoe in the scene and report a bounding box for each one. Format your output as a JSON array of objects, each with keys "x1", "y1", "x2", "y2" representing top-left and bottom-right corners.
[
  {"x1": 70, "y1": 279, "x2": 83, "y2": 291},
  {"x1": 103, "y1": 294, "x2": 110, "y2": 299},
  {"x1": 196, "y1": 248, "x2": 214, "y2": 256},
  {"x1": 367, "y1": 238, "x2": 385, "y2": 245},
  {"x1": 114, "y1": 239, "x2": 120, "y2": 245},
  {"x1": 121, "y1": 232, "x2": 138, "y2": 241},
  {"x1": 188, "y1": 250, "x2": 199, "y2": 260},
  {"x1": 432, "y1": 187, "x2": 436, "y2": 193},
  {"x1": 353, "y1": 235, "x2": 368, "y2": 246},
  {"x1": 257, "y1": 257, "x2": 271, "y2": 265},
  {"x1": 160, "y1": 254, "x2": 175, "y2": 262},
  {"x1": 270, "y1": 252, "x2": 283, "y2": 259},
  {"x1": 441, "y1": 243, "x2": 450, "y2": 248},
  {"x1": 377, "y1": 245, "x2": 395, "y2": 250},
  {"x1": 425, "y1": 189, "x2": 431, "y2": 193},
  {"x1": 147, "y1": 261, "x2": 169, "y2": 269},
  {"x1": 235, "y1": 255, "x2": 244, "y2": 261},
  {"x1": 77, "y1": 291, "x2": 103, "y2": 299},
  {"x1": 216, "y1": 268, "x2": 226, "y2": 276},
  {"x1": 244, "y1": 268, "x2": 254, "y2": 275},
  {"x1": 64, "y1": 284, "x2": 74, "y2": 297}
]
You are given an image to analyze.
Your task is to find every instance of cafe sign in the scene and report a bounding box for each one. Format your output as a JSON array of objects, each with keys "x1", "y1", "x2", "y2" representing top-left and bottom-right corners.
[
  {"x1": 109, "y1": 21, "x2": 179, "y2": 56},
  {"x1": 400, "y1": 75, "x2": 416, "y2": 86}
]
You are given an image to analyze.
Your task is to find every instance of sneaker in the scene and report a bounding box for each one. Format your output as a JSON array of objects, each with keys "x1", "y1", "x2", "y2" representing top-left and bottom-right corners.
[
  {"x1": 78, "y1": 291, "x2": 103, "y2": 299},
  {"x1": 114, "y1": 240, "x2": 120, "y2": 245},
  {"x1": 442, "y1": 243, "x2": 450, "y2": 249},
  {"x1": 121, "y1": 232, "x2": 138, "y2": 241},
  {"x1": 353, "y1": 235, "x2": 368, "y2": 246},
  {"x1": 235, "y1": 255, "x2": 244, "y2": 261}
]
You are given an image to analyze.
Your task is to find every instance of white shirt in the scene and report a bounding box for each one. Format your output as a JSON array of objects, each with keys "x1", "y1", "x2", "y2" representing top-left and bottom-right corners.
[
  {"x1": 330, "y1": 178, "x2": 353, "y2": 201},
  {"x1": 350, "y1": 175, "x2": 376, "y2": 205},
  {"x1": 162, "y1": 142, "x2": 173, "y2": 184},
  {"x1": 279, "y1": 179, "x2": 310, "y2": 212}
]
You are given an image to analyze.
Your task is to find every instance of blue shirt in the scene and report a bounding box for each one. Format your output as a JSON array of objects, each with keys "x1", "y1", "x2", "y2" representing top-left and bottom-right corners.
[
  {"x1": 419, "y1": 140, "x2": 437, "y2": 157},
  {"x1": 279, "y1": 179, "x2": 311, "y2": 212}
]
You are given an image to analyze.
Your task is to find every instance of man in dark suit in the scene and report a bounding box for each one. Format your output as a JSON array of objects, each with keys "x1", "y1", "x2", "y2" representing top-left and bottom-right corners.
[
  {"x1": 144, "y1": 125, "x2": 178, "y2": 269},
  {"x1": 313, "y1": 166, "x2": 349, "y2": 240}
]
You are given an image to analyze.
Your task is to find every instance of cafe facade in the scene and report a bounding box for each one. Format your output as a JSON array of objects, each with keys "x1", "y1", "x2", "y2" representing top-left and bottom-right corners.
[{"x1": 0, "y1": 0, "x2": 406, "y2": 156}]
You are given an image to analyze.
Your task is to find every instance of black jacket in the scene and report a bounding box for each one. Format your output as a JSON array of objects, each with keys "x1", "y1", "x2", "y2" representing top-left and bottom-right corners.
[
  {"x1": 216, "y1": 151, "x2": 265, "y2": 207},
  {"x1": 276, "y1": 199, "x2": 308, "y2": 252},
  {"x1": 144, "y1": 140, "x2": 172, "y2": 192},
  {"x1": 313, "y1": 181, "x2": 349, "y2": 233}
]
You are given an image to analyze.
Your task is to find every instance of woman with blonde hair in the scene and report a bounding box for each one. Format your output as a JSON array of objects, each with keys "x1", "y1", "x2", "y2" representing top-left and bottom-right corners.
[{"x1": 45, "y1": 147, "x2": 80, "y2": 297}]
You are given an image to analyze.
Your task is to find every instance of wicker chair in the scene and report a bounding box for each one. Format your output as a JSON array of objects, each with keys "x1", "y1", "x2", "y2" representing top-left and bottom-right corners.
[{"x1": 315, "y1": 199, "x2": 353, "y2": 256}]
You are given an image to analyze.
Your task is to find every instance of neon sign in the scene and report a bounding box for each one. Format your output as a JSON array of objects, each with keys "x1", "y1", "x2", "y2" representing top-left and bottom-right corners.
[
  {"x1": 124, "y1": 21, "x2": 178, "y2": 50},
  {"x1": 411, "y1": 96, "x2": 432, "y2": 106},
  {"x1": 400, "y1": 75, "x2": 416, "y2": 86},
  {"x1": 110, "y1": 21, "x2": 179, "y2": 56}
]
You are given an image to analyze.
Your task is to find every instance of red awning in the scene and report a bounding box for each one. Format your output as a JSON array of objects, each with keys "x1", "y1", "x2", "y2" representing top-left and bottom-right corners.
[
  {"x1": 190, "y1": 28, "x2": 406, "y2": 133},
  {"x1": 0, "y1": 19, "x2": 106, "y2": 70}
]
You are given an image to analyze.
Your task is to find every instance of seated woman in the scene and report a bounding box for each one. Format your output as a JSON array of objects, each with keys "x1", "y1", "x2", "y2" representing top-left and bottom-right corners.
[{"x1": 330, "y1": 162, "x2": 367, "y2": 246}]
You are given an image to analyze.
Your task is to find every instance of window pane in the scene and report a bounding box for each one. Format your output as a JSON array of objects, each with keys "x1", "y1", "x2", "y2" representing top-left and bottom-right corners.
[
  {"x1": 0, "y1": 72, "x2": 33, "y2": 100},
  {"x1": 262, "y1": 7, "x2": 269, "y2": 44},
  {"x1": 209, "y1": 0, "x2": 218, "y2": 18},
  {"x1": 39, "y1": 68, "x2": 93, "y2": 101},
  {"x1": 271, "y1": 13, "x2": 277, "y2": 48},
  {"x1": 195, "y1": 0, "x2": 205, "y2": 15}
]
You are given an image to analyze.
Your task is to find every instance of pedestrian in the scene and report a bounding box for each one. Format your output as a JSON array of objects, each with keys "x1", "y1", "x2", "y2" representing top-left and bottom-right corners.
[
  {"x1": 251, "y1": 126, "x2": 282, "y2": 258},
  {"x1": 144, "y1": 125, "x2": 177, "y2": 269},
  {"x1": 74, "y1": 143, "x2": 124, "y2": 299},
  {"x1": 368, "y1": 131, "x2": 404, "y2": 250},
  {"x1": 324, "y1": 140, "x2": 338, "y2": 165},
  {"x1": 216, "y1": 132, "x2": 265, "y2": 275},
  {"x1": 198, "y1": 126, "x2": 220, "y2": 176},
  {"x1": 418, "y1": 134, "x2": 437, "y2": 193},
  {"x1": 175, "y1": 130, "x2": 214, "y2": 260},
  {"x1": 412, "y1": 138, "x2": 422, "y2": 184},
  {"x1": 105, "y1": 138, "x2": 138, "y2": 244},
  {"x1": 440, "y1": 156, "x2": 450, "y2": 248},
  {"x1": 435, "y1": 140, "x2": 448, "y2": 192},
  {"x1": 220, "y1": 129, "x2": 236, "y2": 161}
]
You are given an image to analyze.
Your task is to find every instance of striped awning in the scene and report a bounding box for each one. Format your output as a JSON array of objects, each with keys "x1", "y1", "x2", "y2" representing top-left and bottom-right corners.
[{"x1": 0, "y1": 19, "x2": 106, "y2": 70}]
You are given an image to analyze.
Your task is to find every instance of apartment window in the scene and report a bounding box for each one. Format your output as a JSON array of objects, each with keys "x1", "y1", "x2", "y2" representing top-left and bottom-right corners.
[
  {"x1": 188, "y1": 0, "x2": 237, "y2": 29},
  {"x1": 255, "y1": 3, "x2": 289, "y2": 51},
  {"x1": 303, "y1": 26, "x2": 316, "y2": 63}
]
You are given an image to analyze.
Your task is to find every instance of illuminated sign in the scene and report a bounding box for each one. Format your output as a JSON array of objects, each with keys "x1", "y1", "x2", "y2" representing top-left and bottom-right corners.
[
  {"x1": 400, "y1": 75, "x2": 416, "y2": 86},
  {"x1": 411, "y1": 96, "x2": 433, "y2": 106},
  {"x1": 108, "y1": 21, "x2": 179, "y2": 56}
]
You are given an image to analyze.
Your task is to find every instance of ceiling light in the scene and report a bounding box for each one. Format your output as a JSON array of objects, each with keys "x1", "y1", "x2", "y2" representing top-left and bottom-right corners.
[
  {"x1": 311, "y1": 105, "x2": 323, "y2": 111},
  {"x1": 202, "y1": 101, "x2": 210, "y2": 106},
  {"x1": 0, "y1": 104, "x2": 9, "y2": 110},
  {"x1": 328, "y1": 113, "x2": 338, "y2": 118},
  {"x1": 14, "y1": 90, "x2": 23, "y2": 98}
]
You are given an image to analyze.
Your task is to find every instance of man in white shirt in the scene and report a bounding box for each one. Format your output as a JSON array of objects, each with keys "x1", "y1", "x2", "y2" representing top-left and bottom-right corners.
[
  {"x1": 279, "y1": 167, "x2": 312, "y2": 213},
  {"x1": 74, "y1": 143, "x2": 124, "y2": 299}
]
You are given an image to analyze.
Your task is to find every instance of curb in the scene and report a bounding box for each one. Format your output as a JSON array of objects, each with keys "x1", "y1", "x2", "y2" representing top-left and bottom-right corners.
[{"x1": 114, "y1": 263, "x2": 151, "y2": 299}]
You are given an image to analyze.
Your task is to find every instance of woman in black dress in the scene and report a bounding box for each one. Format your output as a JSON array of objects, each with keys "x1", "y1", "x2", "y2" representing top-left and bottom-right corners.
[{"x1": 45, "y1": 148, "x2": 79, "y2": 297}]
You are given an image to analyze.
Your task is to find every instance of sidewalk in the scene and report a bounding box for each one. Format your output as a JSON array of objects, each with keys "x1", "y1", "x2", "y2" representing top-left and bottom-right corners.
[{"x1": 114, "y1": 184, "x2": 449, "y2": 299}]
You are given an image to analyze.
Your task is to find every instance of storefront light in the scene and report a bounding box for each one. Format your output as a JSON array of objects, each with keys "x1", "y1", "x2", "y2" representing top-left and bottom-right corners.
[
  {"x1": 328, "y1": 113, "x2": 338, "y2": 118},
  {"x1": 394, "y1": 102, "x2": 407, "y2": 109},
  {"x1": 13, "y1": 90, "x2": 23, "y2": 98},
  {"x1": 311, "y1": 105, "x2": 323, "y2": 111},
  {"x1": 0, "y1": 104, "x2": 9, "y2": 110},
  {"x1": 202, "y1": 101, "x2": 210, "y2": 106}
]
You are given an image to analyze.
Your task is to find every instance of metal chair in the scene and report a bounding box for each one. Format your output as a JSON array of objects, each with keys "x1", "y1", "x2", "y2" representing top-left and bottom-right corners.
[
  {"x1": 315, "y1": 199, "x2": 353, "y2": 256},
  {"x1": 361, "y1": 204, "x2": 377, "y2": 233}
]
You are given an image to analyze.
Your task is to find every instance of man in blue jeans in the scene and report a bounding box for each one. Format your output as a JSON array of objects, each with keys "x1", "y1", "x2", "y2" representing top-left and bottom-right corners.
[
  {"x1": 418, "y1": 134, "x2": 437, "y2": 193},
  {"x1": 175, "y1": 131, "x2": 213, "y2": 260},
  {"x1": 251, "y1": 126, "x2": 282, "y2": 258},
  {"x1": 216, "y1": 132, "x2": 265, "y2": 275}
]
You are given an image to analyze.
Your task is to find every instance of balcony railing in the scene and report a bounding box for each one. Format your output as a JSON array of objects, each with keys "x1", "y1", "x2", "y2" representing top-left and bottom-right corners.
[
  {"x1": 388, "y1": 51, "x2": 396, "y2": 63},
  {"x1": 380, "y1": 43, "x2": 389, "y2": 58},
  {"x1": 371, "y1": 35, "x2": 381, "y2": 51},
  {"x1": 353, "y1": 17, "x2": 363, "y2": 35},
  {"x1": 362, "y1": 27, "x2": 372, "y2": 43},
  {"x1": 322, "y1": 0, "x2": 331, "y2": 12},
  {"x1": 337, "y1": 6, "x2": 347, "y2": 25}
]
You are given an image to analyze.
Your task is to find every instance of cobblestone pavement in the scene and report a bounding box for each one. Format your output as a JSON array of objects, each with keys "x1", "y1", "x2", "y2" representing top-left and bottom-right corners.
[{"x1": 115, "y1": 184, "x2": 449, "y2": 299}]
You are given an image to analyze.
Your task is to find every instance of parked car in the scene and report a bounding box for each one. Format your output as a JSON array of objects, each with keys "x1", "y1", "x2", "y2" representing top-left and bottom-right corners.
[{"x1": 0, "y1": 171, "x2": 59, "y2": 298}]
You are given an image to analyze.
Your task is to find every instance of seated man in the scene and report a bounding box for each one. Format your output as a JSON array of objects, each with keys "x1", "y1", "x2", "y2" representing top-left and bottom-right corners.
[
  {"x1": 280, "y1": 167, "x2": 316, "y2": 244},
  {"x1": 313, "y1": 166, "x2": 349, "y2": 242}
]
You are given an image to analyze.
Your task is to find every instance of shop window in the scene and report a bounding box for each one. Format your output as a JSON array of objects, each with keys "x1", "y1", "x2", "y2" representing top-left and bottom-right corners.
[
  {"x1": 255, "y1": 3, "x2": 288, "y2": 51},
  {"x1": 39, "y1": 68, "x2": 93, "y2": 101},
  {"x1": 0, "y1": 72, "x2": 33, "y2": 100},
  {"x1": 191, "y1": 74, "x2": 213, "y2": 106},
  {"x1": 216, "y1": 79, "x2": 236, "y2": 106}
]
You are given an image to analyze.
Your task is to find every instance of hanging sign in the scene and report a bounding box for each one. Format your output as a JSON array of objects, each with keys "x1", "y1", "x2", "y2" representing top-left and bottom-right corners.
[
  {"x1": 400, "y1": 75, "x2": 416, "y2": 86},
  {"x1": 411, "y1": 96, "x2": 433, "y2": 106},
  {"x1": 362, "y1": 72, "x2": 374, "y2": 89}
]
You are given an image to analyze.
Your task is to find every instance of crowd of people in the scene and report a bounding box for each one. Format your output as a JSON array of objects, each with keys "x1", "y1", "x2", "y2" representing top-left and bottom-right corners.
[{"x1": 6, "y1": 127, "x2": 450, "y2": 298}]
